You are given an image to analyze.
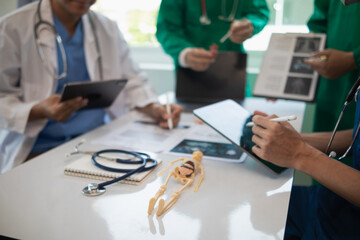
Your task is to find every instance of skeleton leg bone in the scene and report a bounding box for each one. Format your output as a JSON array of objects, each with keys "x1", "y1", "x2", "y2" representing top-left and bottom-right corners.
[
  {"x1": 148, "y1": 171, "x2": 175, "y2": 215},
  {"x1": 156, "y1": 178, "x2": 193, "y2": 216}
]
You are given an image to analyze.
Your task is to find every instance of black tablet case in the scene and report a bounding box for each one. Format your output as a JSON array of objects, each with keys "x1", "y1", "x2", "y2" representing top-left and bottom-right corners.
[
  {"x1": 193, "y1": 99, "x2": 287, "y2": 174},
  {"x1": 176, "y1": 52, "x2": 247, "y2": 103},
  {"x1": 60, "y1": 79, "x2": 127, "y2": 109}
]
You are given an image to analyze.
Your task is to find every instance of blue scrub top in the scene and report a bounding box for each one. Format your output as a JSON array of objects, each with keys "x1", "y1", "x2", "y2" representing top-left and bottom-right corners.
[
  {"x1": 285, "y1": 87, "x2": 360, "y2": 239},
  {"x1": 315, "y1": 90, "x2": 360, "y2": 238},
  {"x1": 31, "y1": 14, "x2": 106, "y2": 154}
]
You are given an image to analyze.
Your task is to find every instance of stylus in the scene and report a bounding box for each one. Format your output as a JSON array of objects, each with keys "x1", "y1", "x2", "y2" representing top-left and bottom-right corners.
[
  {"x1": 246, "y1": 115, "x2": 297, "y2": 127},
  {"x1": 220, "y1": 31, "x2": 232, "y2": 43},
  {"x1": 166, "y1": 93, "x2": 173, "y2": 130}
]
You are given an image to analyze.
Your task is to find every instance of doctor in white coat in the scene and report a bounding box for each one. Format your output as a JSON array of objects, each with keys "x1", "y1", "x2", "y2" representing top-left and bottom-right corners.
[{"x1": 0, "y1": 0, "x2": 183, "y2": 173}]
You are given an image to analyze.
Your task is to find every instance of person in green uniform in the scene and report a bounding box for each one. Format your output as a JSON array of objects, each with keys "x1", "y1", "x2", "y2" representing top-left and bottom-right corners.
[
  {"x1": 156, "y1": 0, "x2": 269, "y2": 71},
  {"x1": 304, "y1": 0, "x2": 360, "y2": 132}
]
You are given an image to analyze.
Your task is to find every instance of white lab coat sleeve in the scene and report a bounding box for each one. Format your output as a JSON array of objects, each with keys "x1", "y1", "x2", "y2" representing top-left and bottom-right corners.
[
  {"x1": 108, "y1": 22, "x2": 158, "y2": 117},
  {"x1": 0, "y1": 15, "x2": 46, "y2": 137}
]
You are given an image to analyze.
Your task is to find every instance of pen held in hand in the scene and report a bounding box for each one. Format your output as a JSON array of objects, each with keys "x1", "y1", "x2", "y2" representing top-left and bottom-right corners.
[
  {"x1": 246, "y1": 115, "x2": 297, "y2": 127},
  {"x1": 166, "y1": 93, "x2": 173, "y2": 130},
  {"x1": 219, "y1": 31, "x2": 232, "y2": 43},
  {"x1": 307, "y1": 55, "x2": 328, "y2": 62}
]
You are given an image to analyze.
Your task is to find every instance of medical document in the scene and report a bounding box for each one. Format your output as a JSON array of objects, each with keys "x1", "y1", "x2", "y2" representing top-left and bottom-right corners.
[
  {"x1": 253, "y1": 33, "x2": 326, "y2": 102},
  {"x1": 91, "y1": 120, "x2": 193, "y2": 153},
  {"x1": 91, "y1": 119, "x2": 246, "y2": 162}
]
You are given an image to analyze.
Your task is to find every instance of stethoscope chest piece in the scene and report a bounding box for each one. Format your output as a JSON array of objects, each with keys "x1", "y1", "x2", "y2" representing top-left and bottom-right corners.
[
  {"x1": 200, "y1": 15, "x2": 211, "y2": 25},
  {"x1": 82, "y1": 183, "x2": 106, "y2": 196}
]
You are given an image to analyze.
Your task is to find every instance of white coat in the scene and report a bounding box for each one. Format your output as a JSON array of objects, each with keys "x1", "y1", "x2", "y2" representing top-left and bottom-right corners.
[{"x1": 0, "y1": 0, "x2": 158, "y2": 173}]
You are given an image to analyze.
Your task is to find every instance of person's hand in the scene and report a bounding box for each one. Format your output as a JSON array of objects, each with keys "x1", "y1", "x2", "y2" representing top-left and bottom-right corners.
[
  {"x1": 185, "y1": 48, "x2": 216, "y2": 72},
  {"x1": 253, "y1": 110, "x2": 267, "y2": 116},
  {"x1": 29, "y1": 94, "x2": 88, "y2": 122},
  {"x1": 229, "y1": 19, "x2": 254, "y2": 44},
  {"x1": 304, "y1": 49, "x2": 357, "y2": 80},
  {"x1": 250, "y1": 113, "x2": 311, "y2": 169},
  {"x1": 138, "y1": 103, "x2": 183, "y2": 129},
  {"x1": 265, "y1": 98, "x2": 277, "y2": 102}
]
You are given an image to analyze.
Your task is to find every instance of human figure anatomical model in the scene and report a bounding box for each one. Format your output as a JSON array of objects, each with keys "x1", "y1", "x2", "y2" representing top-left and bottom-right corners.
[{"x1": 148, "y1": 151, "x2": 204, "y2": 216}]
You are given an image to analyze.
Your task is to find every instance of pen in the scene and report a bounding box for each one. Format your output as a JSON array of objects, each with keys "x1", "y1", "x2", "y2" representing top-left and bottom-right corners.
[
  {"x1": 220, "y1": 18, "x2": 245, "y2": 43},
  {"x1": 246, "y1": 115, "x2": 297, "y2": 127},
  {"x1": 220, "y1": 31, "x2": 232, "y2": 43},
  {"x1": 166, "y1": 93, "x2": 173, "y2": 130},
  {"x1": 307, "y1": 55, "x2": 328, "y2": 62}
]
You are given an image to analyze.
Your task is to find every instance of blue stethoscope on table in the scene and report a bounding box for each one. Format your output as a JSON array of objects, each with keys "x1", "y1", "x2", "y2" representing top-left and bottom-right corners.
[
  {"x1": 67, "y1": 140, "x2": 158, "y2": 196},
  {"x1": 326, "y1": 75, "x2": 360, "y2": 160},
  {"x1": 34, "y1": 0, "x2": 103, "y2": 80}
]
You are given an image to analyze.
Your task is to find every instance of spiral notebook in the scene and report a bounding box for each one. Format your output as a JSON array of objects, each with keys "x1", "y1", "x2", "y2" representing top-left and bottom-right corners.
[{"x1": 64, "y1": 155, "x2": 162, "y2": 185}]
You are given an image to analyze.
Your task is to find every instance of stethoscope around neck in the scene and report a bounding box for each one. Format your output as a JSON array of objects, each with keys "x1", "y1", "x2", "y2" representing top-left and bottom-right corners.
[
  {"x1": 67, "y1": 140, "x2": 158, "y2": 196},
  {"x1": 34, "y1": 0, "x2": 103, "y2": 80},
  {"x1": 326, "y1": 75, "x2": 360, "y2": 160},
  {"x1": 199, "y1": 0, "x2": 239, "y2": 25}
]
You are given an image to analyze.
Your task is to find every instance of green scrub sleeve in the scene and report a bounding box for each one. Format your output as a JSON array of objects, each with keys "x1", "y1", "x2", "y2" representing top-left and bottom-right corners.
[
  {"x1": 243, "y1": 0, "x2": 269, "y2": 35},
  {"x1": 353, "y1": 46, "x2": 360, "y2": 69},
  {"x1": 156, "y1": 0, "x2": 194, "y2": 65},
  {"x1": 307, "y1": 0, "x2": 329, "y2": 33}
]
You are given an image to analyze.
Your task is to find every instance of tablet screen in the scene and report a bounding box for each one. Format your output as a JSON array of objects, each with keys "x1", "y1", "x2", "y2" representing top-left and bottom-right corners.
[
  {"x1": 193, "y1": 99, "x2": 286, "y2": 174},
  {"x1": 176, "y1": 52, "x2": 247, "y2": 103},
  {"x1": 60, "y1": 79, "x2": 127, "y2": 109}
]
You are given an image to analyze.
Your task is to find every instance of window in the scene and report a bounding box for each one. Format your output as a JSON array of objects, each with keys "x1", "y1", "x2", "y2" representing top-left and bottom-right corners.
[
  {"x1": 92, "y1": 0, "x2": 161, "y2": 47},
  {"x1": 244, "y1": 0, "x2": 314, "y2": 51},
  {"x1": 92, "y1": 0, "x2": 314, "y2": 51}
]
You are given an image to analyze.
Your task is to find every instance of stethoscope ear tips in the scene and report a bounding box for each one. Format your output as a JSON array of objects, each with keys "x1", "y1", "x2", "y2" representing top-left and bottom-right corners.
[{"x1": 329, "y1": 151, "x2": 337, "y2": 158}]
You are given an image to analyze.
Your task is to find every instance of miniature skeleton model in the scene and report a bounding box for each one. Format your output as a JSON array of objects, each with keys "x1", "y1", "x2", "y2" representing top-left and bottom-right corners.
[{"x1": 148, "y1": 151, "x2": 204, "y2": 216}]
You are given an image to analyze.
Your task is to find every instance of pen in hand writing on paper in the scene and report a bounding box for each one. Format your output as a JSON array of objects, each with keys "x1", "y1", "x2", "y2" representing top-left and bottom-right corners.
[
  {"x1": 166, "y1": 93, "x2": 173, "y2": 130},
  {"x1": 246, "y1": 115, "x2": 297, "y2": 127}
]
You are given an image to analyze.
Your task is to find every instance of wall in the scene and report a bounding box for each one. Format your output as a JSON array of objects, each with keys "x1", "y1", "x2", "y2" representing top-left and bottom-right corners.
[{"x1": 0, "y1": 0, "x2": 16, "y2": 18}]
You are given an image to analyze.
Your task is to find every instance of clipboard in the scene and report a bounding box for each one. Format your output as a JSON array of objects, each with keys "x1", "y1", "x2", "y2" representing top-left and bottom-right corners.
[
  {"x1": 60, "y1": 79, "x2": 127, "y2": 109},
  {"x1": 193, "y1": 99, "x2": 287, "y2": 174},
  {"x1": 176, "y1": 52, "x2": 247, "y2": 103}
]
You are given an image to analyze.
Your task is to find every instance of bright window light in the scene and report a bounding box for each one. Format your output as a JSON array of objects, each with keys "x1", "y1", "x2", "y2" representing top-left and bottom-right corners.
[{"x1": 92, "y1": 0, "x2": 313, "y2": 51}]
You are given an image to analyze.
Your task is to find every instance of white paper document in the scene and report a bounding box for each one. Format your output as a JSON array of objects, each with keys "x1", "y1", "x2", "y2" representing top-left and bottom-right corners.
[
  {"x1": 91, "y1": 120, "x2": 193, "y2": 153},
  {"x1": 91, "y1": 120, "x2": 246, "y2": 162},
  {"x1": 253, "y1": 33, "x2": 326, "y2": 102}
]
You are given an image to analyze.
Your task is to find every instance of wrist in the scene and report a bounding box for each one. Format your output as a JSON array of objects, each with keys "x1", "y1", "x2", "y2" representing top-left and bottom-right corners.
[
  {"x1": 138, "y1": 102, "x2": 161, "y2": 118},
  {"x1": 28, "y1": 103, "x2": 46, "y2": 121},
  {"x1": 178, "y1": 48, "x2": 192, "y2": 68},
  {"x1": 347, "y1": 51, "x2": 357, "y2": 71},
  {"x1": 293, "y1": 143, "x2": 321, "y2": 173}
]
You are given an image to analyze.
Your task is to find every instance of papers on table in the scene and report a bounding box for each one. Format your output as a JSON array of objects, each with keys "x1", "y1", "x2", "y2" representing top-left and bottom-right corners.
[{"x1": 91, "y1": 119, "x2": 246, "y2": 163}]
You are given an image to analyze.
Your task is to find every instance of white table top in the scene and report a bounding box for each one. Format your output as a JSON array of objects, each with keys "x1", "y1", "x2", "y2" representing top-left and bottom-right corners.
[{"x1": 0, "y1": 98, "x2": 305, "y2": 240}]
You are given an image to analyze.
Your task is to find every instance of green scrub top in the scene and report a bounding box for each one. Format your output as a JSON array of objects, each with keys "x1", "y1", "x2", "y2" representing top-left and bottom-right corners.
[
  {"x1": 156, "y1": 0, "x2": 269, "y2": 65},
  {"x1": 308, "y1": 0, "x2": 360, "y2": 132}
]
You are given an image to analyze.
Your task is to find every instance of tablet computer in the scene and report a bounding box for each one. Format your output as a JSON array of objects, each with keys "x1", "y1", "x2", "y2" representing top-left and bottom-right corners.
[
  {"x1": 60, "y1": 79, "x2": 127, "y2": 109},
  {"x1": 193, "y1": 99, "x2": 287, "y2": 174},
  {"x1": 176, "y1": 52, "x2": 247, "y2": 103}
]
